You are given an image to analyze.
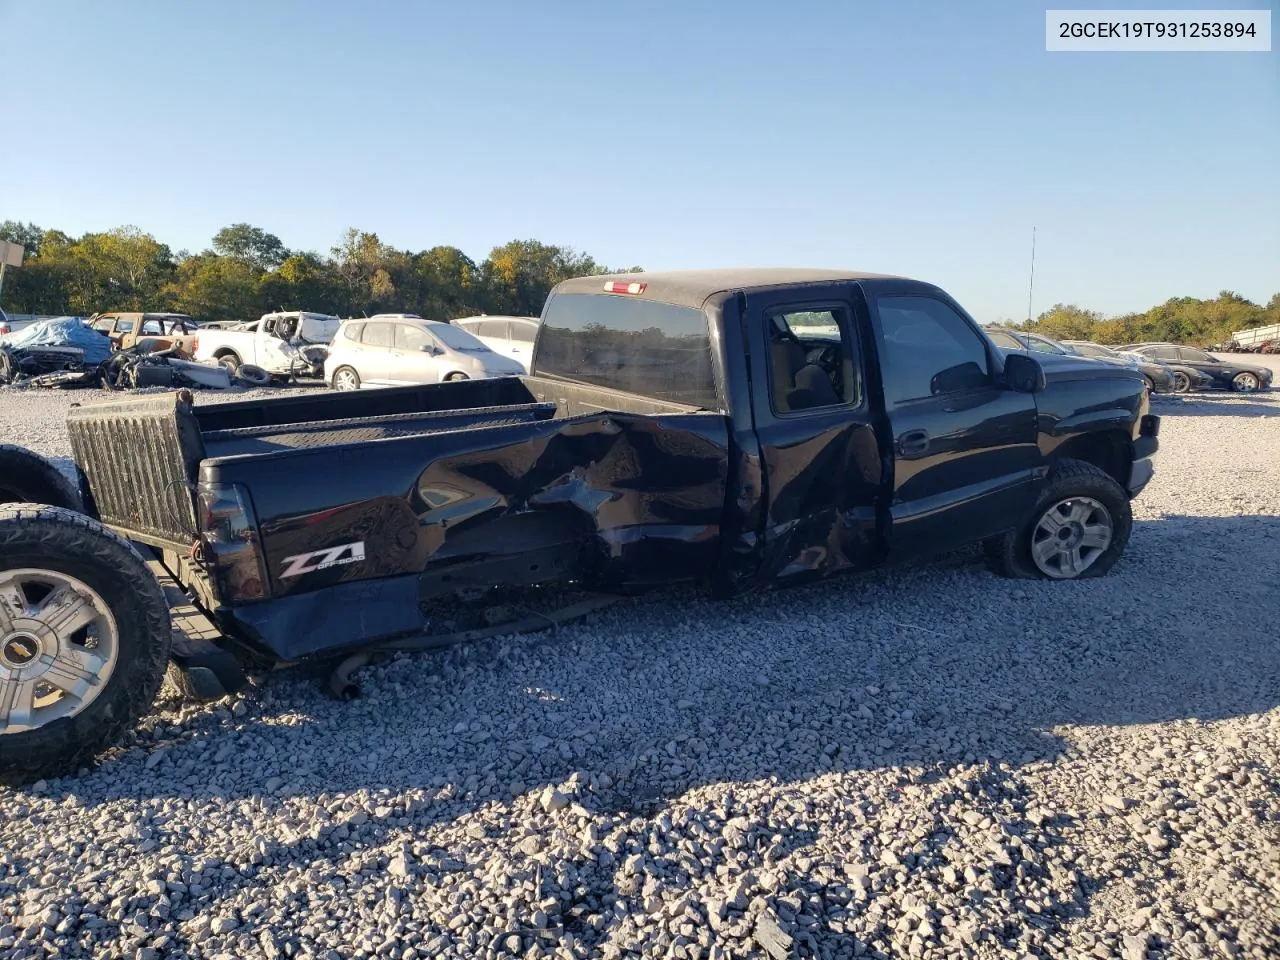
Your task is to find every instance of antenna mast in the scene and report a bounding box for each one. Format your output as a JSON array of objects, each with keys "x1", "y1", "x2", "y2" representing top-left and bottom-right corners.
[{"x1": 1027, "y1": 226, "x2": 1037, "y2": 324}]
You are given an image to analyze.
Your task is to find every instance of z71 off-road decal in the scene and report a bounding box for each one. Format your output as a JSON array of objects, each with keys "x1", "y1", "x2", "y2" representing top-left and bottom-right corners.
[{"x1": 280, "y1": 541, "x2": 366, "y2": 579}]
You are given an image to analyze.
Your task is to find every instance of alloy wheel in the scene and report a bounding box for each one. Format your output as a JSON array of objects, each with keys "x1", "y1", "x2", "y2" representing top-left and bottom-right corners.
[
  {"x1": 1030, "y1": 498, "x2": 1114, "y2": 579},
  {"x1": 0, "y1": 569, "x2": 119, "y2": 734}
]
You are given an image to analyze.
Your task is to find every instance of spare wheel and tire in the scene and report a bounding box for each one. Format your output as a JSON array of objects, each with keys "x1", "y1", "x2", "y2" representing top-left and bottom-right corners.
[
  {"x1": 235, "y1": 363, "x2": 271, "y2": 387},
  {"x1": 0, "y1": 505, "x2": 171, "y2": 785}
]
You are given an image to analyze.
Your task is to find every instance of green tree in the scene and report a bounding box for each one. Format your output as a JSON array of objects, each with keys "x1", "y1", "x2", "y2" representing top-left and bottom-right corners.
[
  {"x1": 166, "y1": 254, "x2": 262, "y2": 324},
  {"x1": 482, "y1": 240, "x2": 608, "y2": 316},
  {"x1": 0, "y1": 221, "x2": 45, "y2": 258},
  {"x1": 212, "y1": 224, "x2": 288, "y2": 271},
  {"x1": 1031, "y1": 304, "x2": 1105, "y2": 341},
  {"x1": 255, "y1": 253, "x2": 347, "y2": 314}
]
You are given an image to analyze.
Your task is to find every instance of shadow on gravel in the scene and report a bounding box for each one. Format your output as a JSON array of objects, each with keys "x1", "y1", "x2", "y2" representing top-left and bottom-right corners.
[
  {"x1": 1151, "y1": 394, "x2": 1280, "y2": 417},
  {"x1": 23, "y1": 514, "x2": 1280, "y2": 954}
]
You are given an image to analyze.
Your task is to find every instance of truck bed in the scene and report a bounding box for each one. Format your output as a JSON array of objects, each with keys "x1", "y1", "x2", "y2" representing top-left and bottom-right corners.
[{"x1": 67, "y1": 377, "x2": 731, "y2": 660}]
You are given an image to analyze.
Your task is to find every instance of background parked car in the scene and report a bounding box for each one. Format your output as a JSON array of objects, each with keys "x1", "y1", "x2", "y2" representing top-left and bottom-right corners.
[
  {"x1": 1121, "y1": 343, "x2": 1273, "y2": 393},
  {"x1": 89, "y1": 312, "x2": 200, "y2": 353},
  {"x1": 1060, "y1": 340, "x2": 1186, "y2": 394},
  {"x1": 452, "y1": 315, "x2": 540, "y2": 372},
  {"x1": 326, "y1": 316, "x2": 524, "y2": 390}
]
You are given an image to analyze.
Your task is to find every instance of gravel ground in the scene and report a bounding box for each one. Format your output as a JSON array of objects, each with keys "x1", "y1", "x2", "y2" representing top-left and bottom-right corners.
[{"x1": 1, "y1": 386, "x2": 1278, "y2": 960}]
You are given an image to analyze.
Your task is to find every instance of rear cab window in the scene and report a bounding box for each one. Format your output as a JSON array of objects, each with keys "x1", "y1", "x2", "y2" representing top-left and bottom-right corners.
[{"x1": 534, "y1": 293, "x2": 719, "y2": 409}]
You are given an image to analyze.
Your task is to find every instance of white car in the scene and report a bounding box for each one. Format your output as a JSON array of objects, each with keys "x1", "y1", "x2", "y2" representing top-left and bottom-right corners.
[
  {"x1": 451, "y1": 315, "x2": 540, "y2": 372},
  {"x1": 326, "y1": 316, "x2": 524, "y2": 390}
]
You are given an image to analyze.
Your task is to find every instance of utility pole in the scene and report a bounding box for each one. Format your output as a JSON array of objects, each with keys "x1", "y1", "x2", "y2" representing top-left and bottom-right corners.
[{"x1": 1026, "y1": 226, "x2": 1036, "y2": 324}]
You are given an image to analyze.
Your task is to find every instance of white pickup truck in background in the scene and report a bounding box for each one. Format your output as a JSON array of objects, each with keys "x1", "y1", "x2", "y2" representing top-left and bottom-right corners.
[{"x1": 194, "y1": 311, "x2": 341, "y2": 378}]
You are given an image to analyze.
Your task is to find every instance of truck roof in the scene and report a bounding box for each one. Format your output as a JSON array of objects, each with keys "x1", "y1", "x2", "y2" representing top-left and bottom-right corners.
[{"x1": 554, "y1": 268, "x2": 907, "y2": 309}]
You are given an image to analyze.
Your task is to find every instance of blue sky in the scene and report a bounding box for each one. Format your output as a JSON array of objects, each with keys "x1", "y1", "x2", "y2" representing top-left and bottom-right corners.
[{"x1": 1, "y1": 0, "x2": 1275, "y2": 320}]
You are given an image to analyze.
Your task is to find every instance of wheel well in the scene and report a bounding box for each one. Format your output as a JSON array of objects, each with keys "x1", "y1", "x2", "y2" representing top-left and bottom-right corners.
[
  {"x1": 1053, "y1": 431, "x2": 1130, "y2": 487},
  {"x1": 214, "y1": 349, "x2": 240, "y2": 360}
]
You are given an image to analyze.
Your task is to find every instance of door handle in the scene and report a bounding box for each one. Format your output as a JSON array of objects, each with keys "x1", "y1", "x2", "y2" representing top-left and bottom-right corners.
[{"x1": 896, "y1": 429, "x2": 930, "y2": 456}]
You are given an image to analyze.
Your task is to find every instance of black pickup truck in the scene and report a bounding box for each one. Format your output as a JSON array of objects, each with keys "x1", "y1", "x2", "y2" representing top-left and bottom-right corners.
[{"x1": 0, "y1": 268, "x2": 1159, "y2": 782}]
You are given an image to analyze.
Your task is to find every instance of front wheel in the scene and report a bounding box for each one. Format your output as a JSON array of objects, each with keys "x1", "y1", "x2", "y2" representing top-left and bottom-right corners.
[
  {"x1": 985, "y1": 459, "x2": 1132, "y2": 580},
  {"x1": 0, "y1": 505, "x2": 171, "y2": 784},
  {"x1": 332, "y1": 366, "x2": 361, "y2": 391},
  {"x1": 1233, "y1": 372, "x2": 1260, "y2": 392}
]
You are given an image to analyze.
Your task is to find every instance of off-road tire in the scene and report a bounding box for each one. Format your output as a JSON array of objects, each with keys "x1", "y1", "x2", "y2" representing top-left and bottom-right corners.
[
  {"x1": 0, "y1": 445, "x2": 83, "y2": 510},
  {"x1": 0, "y1": 505, "x2": 171, "y2": 785},
  {"x1": 984, "y1": 458, "x2": 1133, "y2": 580}
]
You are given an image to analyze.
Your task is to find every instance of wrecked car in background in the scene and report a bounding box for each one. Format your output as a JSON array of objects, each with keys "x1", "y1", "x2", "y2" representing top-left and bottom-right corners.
[
  {"x1": 89, "y1": 312, "x2": 202, "y2": 353},
  {"x1": 99, "y1": 342, "x2": 234, "y2": 390},
  {"x1": 193, "y1": 310, "x2": 339, "y2": 380},
  {"x1": 0, "y1": 268, "x2": 1160, "y2": 783},
  {"x1": 0, "y1": 316, "x2": 112, "y2": 386}
]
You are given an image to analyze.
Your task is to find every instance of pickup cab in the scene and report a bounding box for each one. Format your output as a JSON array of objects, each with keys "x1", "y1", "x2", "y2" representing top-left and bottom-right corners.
[
  {"x1": 192, "y1": 310, "x2": 340, "y2": 377},
  {"x1": 2, "y1": 269, "x2": 1159, "y2": 781}
]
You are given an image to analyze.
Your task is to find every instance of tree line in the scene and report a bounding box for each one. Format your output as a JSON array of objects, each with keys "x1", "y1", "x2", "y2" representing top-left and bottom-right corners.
[
  {"x1": 0, "y1": 221, "x2": 642, "y2": 324},
  {"x1": 4, "y1": 220, "x2": 1274, "y2": 347},
  {"x1": 1013, "y1": 291, "x2": 1280, "y2": 348}
]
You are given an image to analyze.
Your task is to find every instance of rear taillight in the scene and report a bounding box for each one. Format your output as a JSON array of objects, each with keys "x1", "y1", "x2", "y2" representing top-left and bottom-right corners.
[
  {"x1": 196, "y1": 482, "x2": 268, "y2": 602},
  {"x1": 602, "y1": 280, "x2": 646, "y2": 295},
  {"x1": 190, "y1": 336, "x2": 199, "y2": 353}
]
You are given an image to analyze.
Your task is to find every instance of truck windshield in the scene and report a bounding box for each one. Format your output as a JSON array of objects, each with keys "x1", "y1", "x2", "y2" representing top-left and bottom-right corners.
[{"x1": 534, "y1": 293, "x2": 718, "y2": 409}]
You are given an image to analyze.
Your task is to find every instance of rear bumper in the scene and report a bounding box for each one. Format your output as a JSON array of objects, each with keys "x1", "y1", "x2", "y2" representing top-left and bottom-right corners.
[{"x1": 215, "y1": 572, "x2": 426, "y2": 662}]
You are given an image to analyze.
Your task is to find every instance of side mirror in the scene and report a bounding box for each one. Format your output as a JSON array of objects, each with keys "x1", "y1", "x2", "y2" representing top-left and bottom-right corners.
[
  {"x1": 930, "y1": 360, "x2": 988, "y2": 394},
  {"x1": 420, "y1": 344, "x2": 441, "y2": 355},
  {"x1": 1002, "y1": 352, "x2": 1046, "y2": 393}
]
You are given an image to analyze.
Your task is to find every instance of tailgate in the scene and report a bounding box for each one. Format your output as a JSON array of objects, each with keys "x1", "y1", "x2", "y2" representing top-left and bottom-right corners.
[{"x1": 67, "y1": 391, "x2": 207, "y2": 547}]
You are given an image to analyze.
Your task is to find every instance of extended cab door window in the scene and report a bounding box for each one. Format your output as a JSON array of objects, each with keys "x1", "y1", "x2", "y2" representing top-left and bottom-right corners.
[
  {"x1": 745, "y1": 290, "x2": 880, "y2": 580},
  {"x1": 765, "y1": 307, "x2": 861, "y2": 414}
]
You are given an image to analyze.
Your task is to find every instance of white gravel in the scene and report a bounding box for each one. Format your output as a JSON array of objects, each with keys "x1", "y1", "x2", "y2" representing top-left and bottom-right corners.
[{"x1": 2, "y1": 386, "x2": 1278, "y2": 960}]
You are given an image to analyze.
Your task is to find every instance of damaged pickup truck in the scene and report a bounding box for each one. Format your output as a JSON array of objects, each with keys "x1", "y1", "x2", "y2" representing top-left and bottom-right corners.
[{"x1": 0, "y1": 269, "x2": 1160, "y2": 782}]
